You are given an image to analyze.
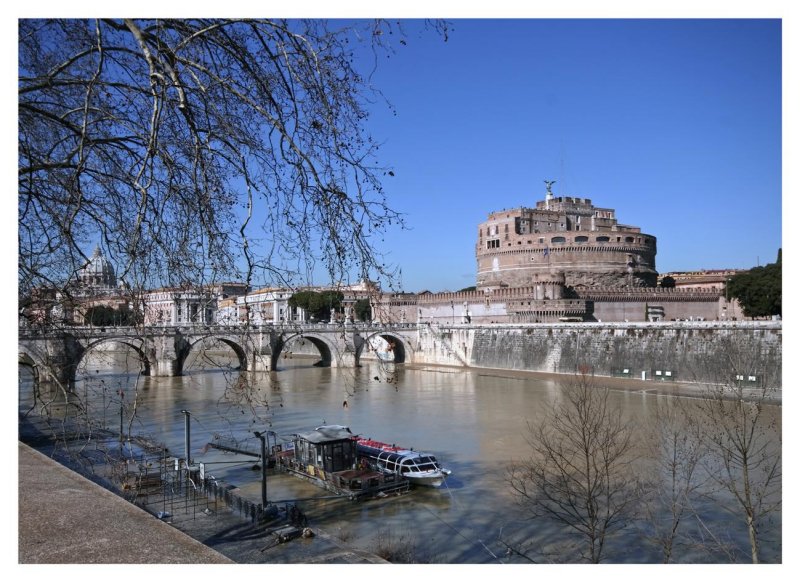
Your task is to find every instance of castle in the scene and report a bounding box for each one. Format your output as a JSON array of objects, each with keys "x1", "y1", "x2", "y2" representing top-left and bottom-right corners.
[
  {"x1": 22, "y1": 186, "x2": 739, "y2": 328},
  {"x1": 476, "y1": 185, "x2": 657, "y2": 290},
  {"x1": 374, "y1": 184, "x2": 732, "y2": 324}
]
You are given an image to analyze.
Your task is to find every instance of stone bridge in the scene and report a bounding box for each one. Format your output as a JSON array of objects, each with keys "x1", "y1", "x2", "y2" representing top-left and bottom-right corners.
[{"x1": 18, "y1": 324, "x2": 421, "y2": 385}]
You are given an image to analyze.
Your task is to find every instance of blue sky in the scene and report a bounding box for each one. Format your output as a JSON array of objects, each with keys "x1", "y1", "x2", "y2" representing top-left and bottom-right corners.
[
  {"x1": 352, "y1": 18, "x2": 782, "y2": 292},
  {"x1": 4, "y1": 9, "x2": 787, "y2": 295}
]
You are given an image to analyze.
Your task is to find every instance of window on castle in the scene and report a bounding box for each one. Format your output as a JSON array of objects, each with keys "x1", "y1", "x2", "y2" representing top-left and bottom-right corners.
[
  {"x1": 596, "y1": 236, "x2": 610, "y2": 242},
  {"x1": 575, "y1": 236, "x2": 589, "y2": 242},
  {"x1": 551, "y1": 236, "x2": 566, "y2": 244},
  {"x1": 625, "y1": 236, "x2": 634, "y2": 243}
]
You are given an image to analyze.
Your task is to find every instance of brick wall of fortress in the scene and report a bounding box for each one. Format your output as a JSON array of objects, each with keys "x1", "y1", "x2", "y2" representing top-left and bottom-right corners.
[
  {"x1": 412, "y1": 287, "x2": 723, "y2": 323},
  {"x1": 476, "y1": 241, "x2": 658, "y2": 288},
  {"x1": 414, "y1": 322, "x2": 782, "y2": 387}
]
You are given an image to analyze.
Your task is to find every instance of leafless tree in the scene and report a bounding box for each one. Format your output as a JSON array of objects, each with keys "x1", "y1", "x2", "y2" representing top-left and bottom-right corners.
[
  {"x1": 638, "y1": 396, "x2": 708, "y2": 562},
  {"x1": 18, "y1": 18, "x2": 447, "y2": 479},
  {"x1": 506, "y1": 373, "x2": 639, "y2": 563},
  {"x1": 693, "y1": 332, "x2": 782, "y2": 563},
  {"x1": 19, "y1": 19, "x2": 448, "y2": 303}
]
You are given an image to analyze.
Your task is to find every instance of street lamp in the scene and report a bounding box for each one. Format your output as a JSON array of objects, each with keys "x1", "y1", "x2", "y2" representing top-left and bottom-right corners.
[
  {"x1": 181, "y1": 410, "x2": 191, "y2": 465},
  {"x1": 253, "y1": 431, "x2": 268, "y2": 510}
]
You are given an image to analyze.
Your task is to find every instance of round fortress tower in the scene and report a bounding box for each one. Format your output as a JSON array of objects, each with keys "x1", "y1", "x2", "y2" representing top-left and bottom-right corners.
[{"x1": 476, "y1": 186, "x2": 657, "y2": 289}]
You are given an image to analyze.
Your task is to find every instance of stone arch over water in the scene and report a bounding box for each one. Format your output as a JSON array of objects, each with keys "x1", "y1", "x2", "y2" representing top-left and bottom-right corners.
[
  {"x1": 271, "y1": 332, "x2": 334, "y2": 370},
  {"x1": 18, "y1": 350, "x2": 42, "y2": 389},
  {"x1": 80, "y1": 337, "x2": 152, "y2": 377},
  {"x1": 358, "y1": 332, "x2": 408, "y2": 364},
  {"x1": 184, "y1": 335, "x2": 249, "y2": 373}
]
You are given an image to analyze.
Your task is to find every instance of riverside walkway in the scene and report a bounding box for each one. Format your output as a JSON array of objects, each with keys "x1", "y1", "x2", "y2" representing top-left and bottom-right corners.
[
  {"x1": 18, "y1": 442, "x2": 233, "y2": 564},
  {"x1": 17, "y1": 442, "x2": 388, "y2": 565}
]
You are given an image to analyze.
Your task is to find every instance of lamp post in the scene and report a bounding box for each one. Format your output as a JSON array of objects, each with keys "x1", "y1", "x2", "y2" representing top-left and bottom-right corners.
[
  {"x1": 253, "y1": 431, "x2": 268, "y2": 509},
  {"x1": 724, "y1": 277, "x2": 731, "y2": 320},
  {"x1": 181, "y1": 410, "x2": 191, "y2": 465},
  {"x1": 119, "y1": 389, "x2": 125, "y2": 441}
]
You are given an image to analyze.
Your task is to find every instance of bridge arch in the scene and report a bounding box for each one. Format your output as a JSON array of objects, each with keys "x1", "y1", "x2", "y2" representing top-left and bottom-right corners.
[
  {"x1": 271, "y1": 332, "x2": 334, "y2": 370},
  {"x1": 183, "y1": 335, "x2": 249, "y2": 373},
  {"x1": 79, "y1": 337, "x2": 152, "y2": 377},
  {"x1": 19, "y1": 348, "x2": 44, "y2": 385},
  {"x1": 357, "y1": 331, "x2": 410, "y2": 364}
]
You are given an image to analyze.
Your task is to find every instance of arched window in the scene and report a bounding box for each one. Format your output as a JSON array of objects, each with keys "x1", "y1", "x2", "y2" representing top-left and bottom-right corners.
[
  {"x1": 551, "y1": 236, "x2": 566, "y2": 244},
  {"x1": 575, "y1": 236, "x2": 589, "y2": 243},
  {"x1": 625, "y1": 236, "x2": 634, "y2": 243},
  {"x1": 596, "y1": 236, "x2": 610, "y2": 242}
]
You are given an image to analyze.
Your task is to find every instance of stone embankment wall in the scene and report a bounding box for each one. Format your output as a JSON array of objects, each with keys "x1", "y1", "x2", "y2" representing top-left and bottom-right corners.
[{"x1": 414, "y1": 322, "x2": 782, "y2": 387}]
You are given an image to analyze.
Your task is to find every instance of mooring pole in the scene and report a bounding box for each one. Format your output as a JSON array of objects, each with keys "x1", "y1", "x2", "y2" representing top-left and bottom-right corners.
[
  {"x1": 118, "y1": 389, "x2": 124, "y2": 441},
  {"x1": 254, "y1": 431, "x2": 268, "y2": 509},
  {"x1": 181, "y1": 410, "x2": 191, "y2": 466}
]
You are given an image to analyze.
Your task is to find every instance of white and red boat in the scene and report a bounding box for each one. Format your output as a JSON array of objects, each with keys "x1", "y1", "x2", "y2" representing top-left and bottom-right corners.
[{"x1": 355, "y1": 436, "x2": 451, "y2": 488}]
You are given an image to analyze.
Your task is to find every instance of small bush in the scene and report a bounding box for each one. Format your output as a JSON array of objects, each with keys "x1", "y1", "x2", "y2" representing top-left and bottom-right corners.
[{"x1": 369, "y1": 528, "x2": 424, "y2": 563}]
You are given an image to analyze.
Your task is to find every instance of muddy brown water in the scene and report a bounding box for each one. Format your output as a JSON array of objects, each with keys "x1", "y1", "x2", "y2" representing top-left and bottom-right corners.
[{"x1": 18, "y1": 348, "x2": 781, "y2": 563}]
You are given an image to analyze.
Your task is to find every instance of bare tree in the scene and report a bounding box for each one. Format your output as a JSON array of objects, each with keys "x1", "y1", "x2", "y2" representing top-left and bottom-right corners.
[
  {"x1": 638, "y1": 397, "x2": 708, "y2": 562},
  {"x1": 506, "y1": 373, "x2": 639, "y2": 563},
  {"x1": 19, "y1": 18, "x2": 448, "y2": 302},
  {"x1": 18, "y1": 18, "x2": 447, "y2": 480},
  {"x1": 693, "y1": 332, "x2": 782, "y2": 563}
]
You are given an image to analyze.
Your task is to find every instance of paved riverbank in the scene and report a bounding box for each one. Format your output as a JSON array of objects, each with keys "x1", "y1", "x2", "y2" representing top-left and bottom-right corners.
[
  {"x1": 406, "y1": 362, "x2": 782, "y2": 404},
  {"x1": 18, "y1": 442, "x2": 233, "y2": 564},
  {"x1": 17, "y1": 442, "x2": 388, "y2": 564}
]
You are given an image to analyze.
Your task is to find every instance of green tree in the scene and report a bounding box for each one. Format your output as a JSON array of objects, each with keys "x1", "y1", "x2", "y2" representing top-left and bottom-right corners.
[
  {"x1": 84, "y1": 305, "x2": 116, "y2": 326},
  {"x1": 83, "y1": 305, "x2": 140, "y2": 326},
  {"x1": 354, "y1": 298, "x2": 372, "y2": 322},
  {"x1": 726, "y1": 251, "x2": 781, "y2": 318},
  {"x1": 289, "y1": 290, "x2": 343, "y2": 320}
]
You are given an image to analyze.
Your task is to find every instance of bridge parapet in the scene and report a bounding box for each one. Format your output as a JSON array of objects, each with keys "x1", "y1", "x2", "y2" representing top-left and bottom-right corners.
[{"x1": 19, "y1": 323, "x2": 421, "y2": 382}]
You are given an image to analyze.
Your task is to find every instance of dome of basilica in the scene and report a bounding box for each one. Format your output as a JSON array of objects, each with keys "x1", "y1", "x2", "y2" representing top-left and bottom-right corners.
[{"x1": 78, "y1": 246, "x2": 117, "y2": 288}]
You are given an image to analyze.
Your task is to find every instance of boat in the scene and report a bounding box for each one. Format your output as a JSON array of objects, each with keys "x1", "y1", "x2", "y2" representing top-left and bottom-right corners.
[
  {"x1": 278, "y1": 425, "x2": 409, "y2": 499},
  {"x1": 355, "y1": 436, "x2": 452, "y2": 488}
]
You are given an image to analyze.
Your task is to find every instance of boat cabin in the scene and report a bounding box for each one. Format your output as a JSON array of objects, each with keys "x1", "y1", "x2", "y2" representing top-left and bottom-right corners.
[
  {"x1": 283, "y1": 426, "x2": 410, "y2": 499},
  {"x1": 292, "y1": 425, "x2": 357, "y2": 477},
  {"x1": 365, "y1": 448, "x2": 439, "y2": 476}
]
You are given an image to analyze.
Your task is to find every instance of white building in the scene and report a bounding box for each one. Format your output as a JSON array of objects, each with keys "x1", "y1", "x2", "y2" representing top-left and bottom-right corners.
[
  {"x1": 216, "y1": 287, "x2": 298, "y2": 325},
  {"x1": 143, "y1": 283, "x2": 248, "y2": 326}
]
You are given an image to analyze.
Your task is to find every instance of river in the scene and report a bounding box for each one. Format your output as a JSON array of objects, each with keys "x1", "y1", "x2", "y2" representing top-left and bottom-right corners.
[{"x1": 18, "y1": 345, "x2": 782, "y2": 564}]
